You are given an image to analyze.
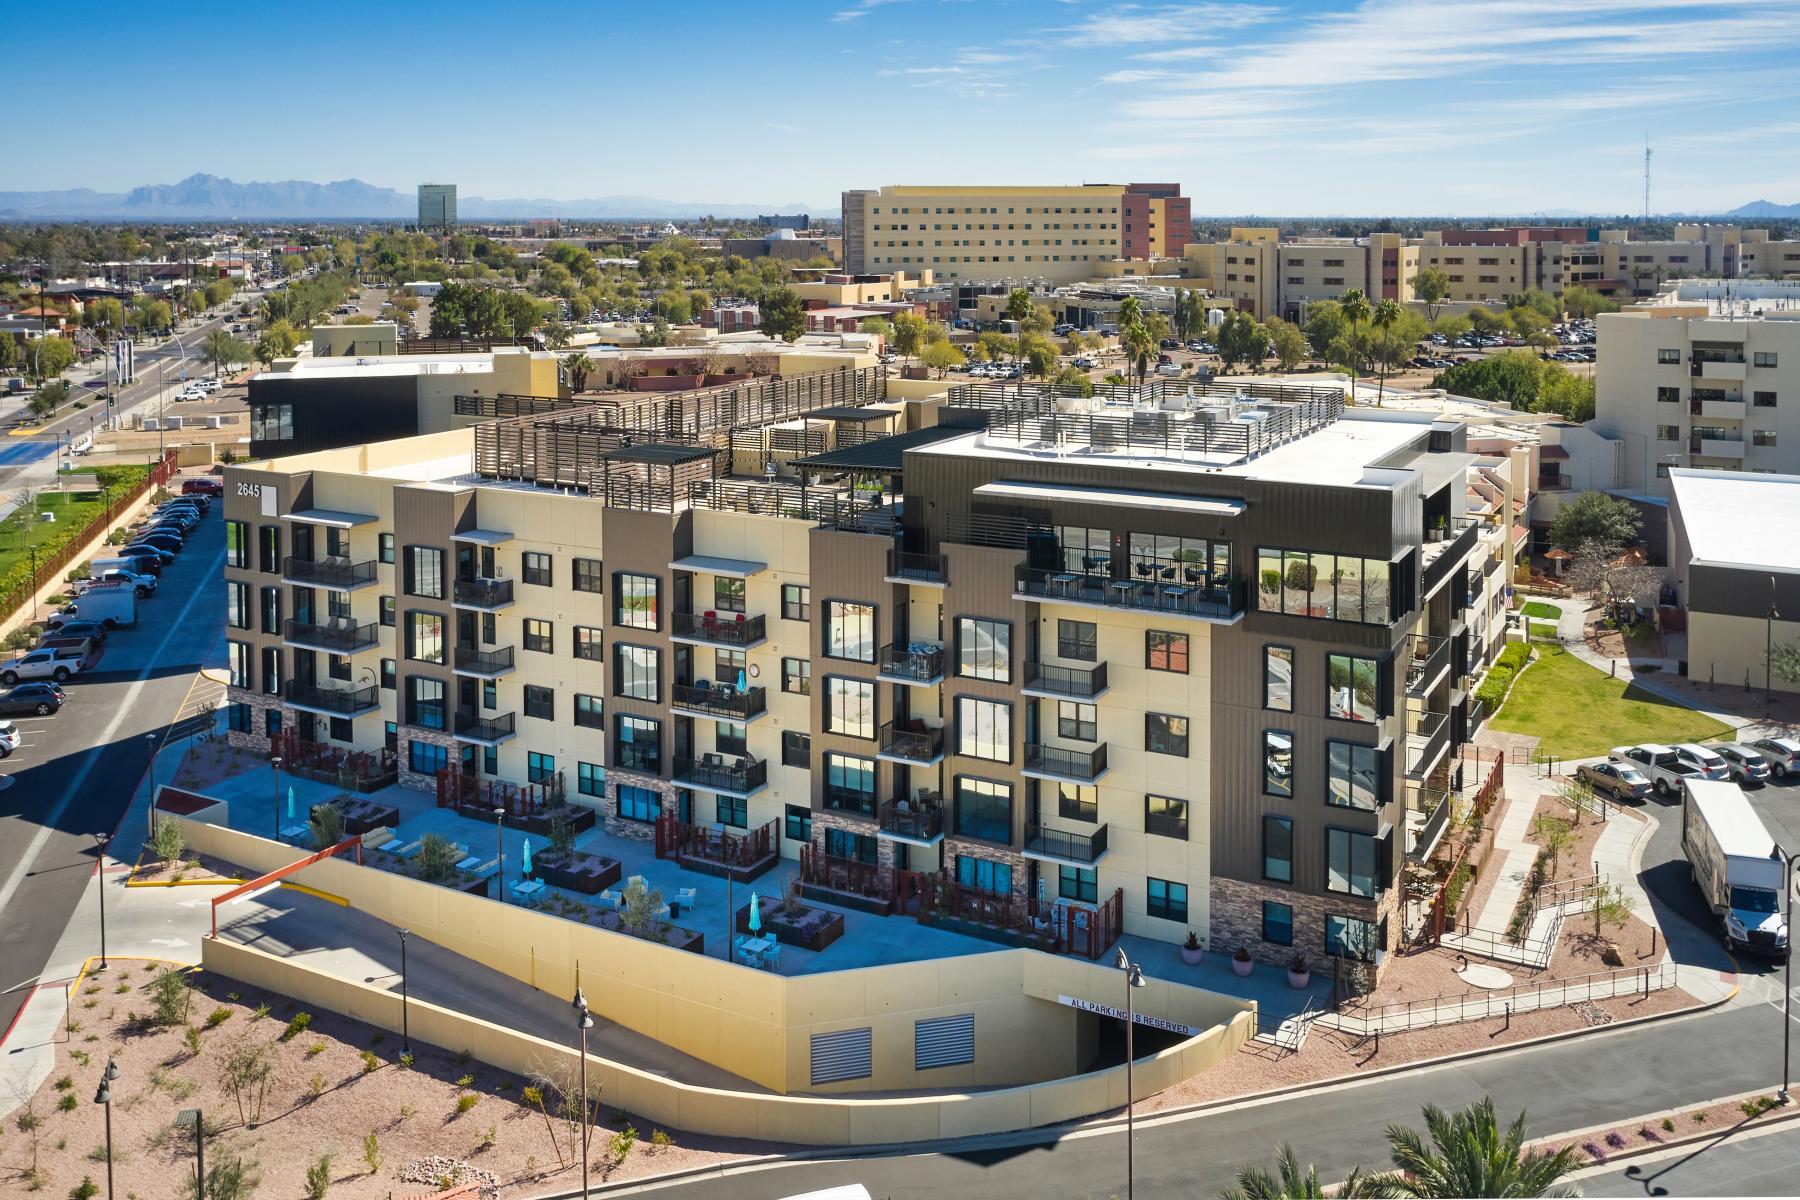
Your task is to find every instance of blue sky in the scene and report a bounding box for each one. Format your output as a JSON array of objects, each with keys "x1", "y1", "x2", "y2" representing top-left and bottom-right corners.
[{"x1": 6, "y1": 0, "x2": 1799, "y2": 215}]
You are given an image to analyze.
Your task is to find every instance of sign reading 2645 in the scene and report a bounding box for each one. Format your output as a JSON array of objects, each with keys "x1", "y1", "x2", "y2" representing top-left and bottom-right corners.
[{"x1": 236, "y1": 482, "x2": 262, "y2": 498}]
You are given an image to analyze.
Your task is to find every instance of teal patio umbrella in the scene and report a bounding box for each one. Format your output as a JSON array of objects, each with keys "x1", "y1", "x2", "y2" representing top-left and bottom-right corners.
[
  {"x1": 748, "y1": 892, "x2": 761, "y2": 933},
  {"x1": 286, "y1": 786, "x2": 295, "y2": 822},
  {"x1": 521, "y1": 837, "x2": 533, "y2": 877}
]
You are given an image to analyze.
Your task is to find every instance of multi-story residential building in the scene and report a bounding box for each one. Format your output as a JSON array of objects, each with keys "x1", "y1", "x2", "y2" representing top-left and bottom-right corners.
[
  {"x1": 1182, "y1": 229, "x2": 1415, "y2": 320},
  {"x1": 1593, "y1": 281, "x2": 1800, "y2": 494},
  {"x1": 417, "y1": 183, "x2": 457, "y2": 230},
  {"x1": 841, "y1": 184, "x2": 1190, "y2": 284},
  {"x1": 221, "y1": 373, "x2": 1490, "y2": 972}
]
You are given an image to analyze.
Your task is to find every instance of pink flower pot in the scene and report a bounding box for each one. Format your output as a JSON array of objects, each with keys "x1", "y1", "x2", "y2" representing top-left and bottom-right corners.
[
  {"x1": 1232, "y1": 957, "x2": 1253, "y2": 977},
  {"x1": 1180, "y1": 945, "x2": 1204, "y2": 966}
]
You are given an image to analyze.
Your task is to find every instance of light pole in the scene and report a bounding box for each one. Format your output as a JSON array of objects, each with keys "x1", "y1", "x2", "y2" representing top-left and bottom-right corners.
[
  {"x1": 573, "y1": 986, "x2": 593, "y2": 1198},
  {"x1": 176, "y1": 1108, "x2": 205, "y2": 1198},
  {"x1": 94, "y1": 1057, "x2": 118, "y2": 1199},
  {"x1": 1113, "y1": 947, "x2": 1146, "y2": 1200},
  {"x1": 397, "y1": 928, "x2": 411, "y2": 1058},
  {"x1": 145, "y1": 731, "x2": 159, "y2": 850},
  {"x1": 270, "y1": 755, "x2": 282, "y2": 841},
  {"x1": 494, "y1": 807, "x2": 506, "y2": 903},
  {"x1": 93, "y1": 833, "x2": 110, "y2": 972},
  {"x1": 1779, "y1": 847, "x2": 1796, "y2": 1105},
  {"x1": 1768, "y1": 576, "x2": 1780, "y2": 712}
]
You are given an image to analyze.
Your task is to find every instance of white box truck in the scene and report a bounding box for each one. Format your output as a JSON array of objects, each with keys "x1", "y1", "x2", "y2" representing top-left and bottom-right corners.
[
  {"x1": 74, "y1": 581, "x2": 136, "y2": 629},
  {"x1": 1682, "y1": 778, "x2": 1789, "y2": 957}
]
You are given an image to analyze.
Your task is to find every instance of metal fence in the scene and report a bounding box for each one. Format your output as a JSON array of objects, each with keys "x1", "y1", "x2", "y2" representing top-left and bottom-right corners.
[{"x1": 1325, "y1": 961, "x2": 1678, "y2": 1037}]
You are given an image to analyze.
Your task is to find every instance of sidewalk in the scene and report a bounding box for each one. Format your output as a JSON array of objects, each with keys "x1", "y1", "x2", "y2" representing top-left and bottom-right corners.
[{"x1": 1556, "y1": 597, "x2": 1754, "y2": 733}]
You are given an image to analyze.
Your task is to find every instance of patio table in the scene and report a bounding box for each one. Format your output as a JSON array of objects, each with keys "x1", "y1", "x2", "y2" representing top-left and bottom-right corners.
[
  {"x1": 279, "y1": 824, "x2": 308, "y2": 841},
  {"x1": 455, "y1": 855, "x2": 481, "y2": 871}
]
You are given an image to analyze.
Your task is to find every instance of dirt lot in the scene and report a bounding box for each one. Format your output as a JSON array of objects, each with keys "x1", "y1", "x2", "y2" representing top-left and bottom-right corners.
[{"x1": 1, "y1": 965, "x2": 749, "y2": 1199}]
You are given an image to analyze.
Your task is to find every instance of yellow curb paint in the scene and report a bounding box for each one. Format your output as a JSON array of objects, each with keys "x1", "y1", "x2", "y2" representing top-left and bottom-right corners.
[
  {"x1": 125, "y1": 877, "x2": 245, "y2": 888},
  {"x1": 8, "y1": 427, "x2": 46, "y2": 437},
  {"x1": 278, "y1": 882, "x2": 347, "y2": 906}
]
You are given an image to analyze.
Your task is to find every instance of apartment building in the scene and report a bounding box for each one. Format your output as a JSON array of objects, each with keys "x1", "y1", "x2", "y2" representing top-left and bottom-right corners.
[
  {"x1": 841, "y1": 184, "x2": 1190, "y2": 284},
  {"x1": 1593, "y1": 282, "x2": 1800, "y2": 494},
  {"x1": 221, "y1": 370, "x2": 1492, "y2": 971},
  {"x1": 1181, "y1": 229, "x2": 1415, "y2": 320}
]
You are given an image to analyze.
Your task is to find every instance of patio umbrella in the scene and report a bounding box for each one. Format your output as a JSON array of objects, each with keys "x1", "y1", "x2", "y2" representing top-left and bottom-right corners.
[
  {"x1": 286, "y1": 786, "x2": 295, "y2": 821},
  {"x1": 748, "y1": 892, "x2": 761, "y2": 933},
  {"x1": 737, "y1": 668, "x2": 747, "y2": 692},
  {"x1": 521, "y1": 838, "x2": 533, "y2": 877}
]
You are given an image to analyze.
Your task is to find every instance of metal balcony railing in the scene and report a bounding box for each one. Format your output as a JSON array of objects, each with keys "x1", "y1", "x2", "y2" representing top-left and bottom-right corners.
[
  {"x1": 1022, "y1": 660, "x2": 1109, "y2": 699},
  {"x1": 1405, "y1": 710, "x2": 1450, "y2": 779},
  {"x1": 1023, "y1": 742, "x2": 1108, "y2": 782},
  {"x1": 671, "y1": 681, "x2": 767, "y2": 721},
  {"x1": 453, "y1": 710, "x2": 516, "y2": 743},
  {"x1": 887, "y1": 550, "x2": 947, "y2": 584},
  {"x1": 877, "y1": 643, "x2": 944, "y2": 684},
  {"x1": 282, "y1": 557, "x2": 376, "y2": 590},
  {"x1": 283, "y1": 680, "x2": 379, "y2": 715},
  {"x1": 878, "y1": 799, "x2": 944, "y2": 841},
  {"x1": 673, "y1": 754, "x2": 768, "y2": 795},
  {"x1": 671, "y1": 611, "x2": 767, "y2": 646},
  {"x1": 878, "y1": 721, "x2": 945, "y2": 763},
  {"x1": 452, "y1": 577, "x2": 514, "y2": 608},
  {"x1": 453, "y1": 645, "x2": 516, "y2": 676},
  {"x1": 824, "y1": 786, "x2": 877, "y2": 817},
  {"x1": 1016, "y1": 567, "x2": 1245, "y2": 622},
  {"x1": 282, "y1": 619, "x2": 378, "y2": 654},
  {"x1": 1023, "y1": 823, "x2": 1109, "y2": 864}
]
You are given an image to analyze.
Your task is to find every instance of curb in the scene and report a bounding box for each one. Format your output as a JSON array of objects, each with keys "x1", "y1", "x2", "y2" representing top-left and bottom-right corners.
[
  {"x1": 1539, "y1": 1083, "x2": 1795, "y2": 1155},
  {"x1": 125, "y1": 876, "x2": 245, "y2": 889},
  {"x1": 1557, "y1": 1098, "x2": 1800, "y2": 1178}
]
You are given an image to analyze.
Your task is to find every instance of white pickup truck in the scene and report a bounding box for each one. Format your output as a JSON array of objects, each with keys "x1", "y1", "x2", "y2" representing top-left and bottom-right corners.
[
  {"x1": 0, "y1": 647, "x2": 80, "y2": 685},
  {"x1": 1611, "y1": 743, "x2": 1703, "y2": 798}
]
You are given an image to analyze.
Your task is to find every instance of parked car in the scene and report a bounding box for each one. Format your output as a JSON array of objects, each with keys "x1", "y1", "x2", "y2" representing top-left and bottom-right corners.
[
  {"x1": 181, "y1": 478, "x2": 224, "y2": 497},
  {"x1": 0, "y1": 648, "x2": 77, "y2": 685},
  {"x1": 1577, "y1": 760, "x2": 1651, "y2": 802},
  {"x1": 1712, "y1": 743, "x2": 1773, "y2": 786},
  {"x1": 1673, "y1": 743, "x2": 1732, "y2": 781},
  {"x1": 1749, "y1": 737, "x2": 1800, "y2": 779},
  {"x1": 98, "y1": 568, "x2": 157, "y2": 598},
  {"x1": 41, "y1": 619, "x2": 107, "y2": 646},
  {"x1": 119, "y1": 544, "x2": 176, "y2": 565},
  {"x1": 131, "y1": 532, "x2": 184, "y2": 555},
  {"x1": 0, "y1": 683, "x2": 64, "y2": 716},
  {"x1": 1610, "y1": 743, "x2": 1702, "y2": 797},
  {"x1": 0, "y1": 720, "x2": 20, "y2": 757}
]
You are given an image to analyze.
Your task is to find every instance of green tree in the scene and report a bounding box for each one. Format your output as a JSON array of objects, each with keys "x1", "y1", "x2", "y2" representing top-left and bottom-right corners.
[
  {"x1": 1216, "y1": 311, "x2": 1270, "y2": 373},
  {"x1": 1547, "y1": 489, "x2": 1642, "y2": 554},
  {"x1": 1432, "y1": 314, "x2": 1472, "y2": 340},
  {"x1": 1122, "y1": 321, "x2": 1156, "y2": 388},
  {"x1": 0, "y1": 333, "x2": 15, "y2": 371},
  {"x1": 28, "y1": 381, "x2": 68, "y2": 421},
  {"x1": 1221, "y1": 1145, "x2": 1395, "y2": 1200},
  {"x1": 1267, "y1": 319, "x2": 1309, "y2": 372},
  {"x1": 1414, "y1": 267, "x2": 1449, "y2": 320},
  {"x1": 1004, "y1": 289, "x2": 1034, "y2": 389},
  {"x1": 975, "y1": 331, "x2": 1014, "y2": 365},
  {"x1": 200, "y1": 329, "x2": 253, "y2": 379},
  {"x1": 1050, "y1": 365, "x2": 1094, "y2": 397},
  {"x1": 1019, "y1": 332, "x2": 1059, "y2": 380},
  {"x1": 563, "y1": 352, "x2": 596, "y2": 392},
  {"x1": 26, "y1": 335, "x2": 76, "y2": 382},
  {"x1": 1562, "y1": 286, "x2": 1620, "y2": 320},
  {"x1": 857, "y1": 317, "x2": 894, "y2": 341},
  {"x1": 83, "y1": 297, "x2": 125, "y2": 334},
  {"x1": 759, "y1": 288, "x2": 806, "y2": 342},
  {"x1": 1304, "y1": 301, "x2": 1348, "y2": 358},
  {"x1": 1368, "y1": 1097, "x2": 1583, "y2": 1198},
  {"x1": 652, "y1": 289, "x2": 692, "y2": 325},
  {"x1": 918, "y1": 339, "x2": 966, "y2": 379},
  {"x1": 1339, "y1": 288, "x2": 1372, "y2": 372},
  {"x1": 890, "y1": 311, "x2": 927, "y2": 364},
  {"x1": 1467, "y1": 305, "x2": 1505, "y2": 335},
  {"x1": 1369, "y1": 299, "x2": 1405, "y2": 405}
]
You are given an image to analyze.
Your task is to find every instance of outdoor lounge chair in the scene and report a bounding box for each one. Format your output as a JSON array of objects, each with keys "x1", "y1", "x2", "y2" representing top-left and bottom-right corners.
[
  {"x1": 676, "y1": 887, "x2": 697, "y2": 908},
  {"x1": 599, "y1": 888, "x2": 621, "y2": 908}
]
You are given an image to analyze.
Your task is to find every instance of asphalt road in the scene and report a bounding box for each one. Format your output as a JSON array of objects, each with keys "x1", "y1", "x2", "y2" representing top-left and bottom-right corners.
[
  {"x1": 0, "y1": 506, "x2": 223, "y2": 1038},
  {"x1": 1580, "y1": 1118, "x2": 1800, "y2": 1196}
]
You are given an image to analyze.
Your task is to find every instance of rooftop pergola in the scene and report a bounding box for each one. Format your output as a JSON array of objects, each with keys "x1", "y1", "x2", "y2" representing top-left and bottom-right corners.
[{"x1": 599, "y1": 443, "x2": 721, "y2": 512}]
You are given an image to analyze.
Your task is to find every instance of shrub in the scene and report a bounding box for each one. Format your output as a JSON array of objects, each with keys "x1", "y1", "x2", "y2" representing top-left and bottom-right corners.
[
  {"x1": 183, "y1": 1026, "x2": 202, "y2": 1056},
  {"x1": 149, "y1": 817, "x2": 186, "y2": 865},
  {"x1": 416, "y1": 834, "x2": 458, "y2": 883},
  {"x1": 362, "y1": 1131, "x2": 381, "y2": 1175},
  {"x1": 651, "y1": 1129, "x2": 673, "y2": 1153},
  {"x1": 281, "y1": 1012, "x2": 312, "y2": 1041},
  {"x1": 609, "y1": 1124, "x2": 638, "y2": 1165},
  {"x1": 145, "y1": 969, "x2": 193, "y2": 1026},
  {"x1": 360, "y1": 1050, "x2": 379, "y2": 1073},
  {"x1": 456, "y1": 1093, "x2": 480, "y2": 1115},
  {"x1": 70, "y1": 1177, "x2": 98, "y2": 1200},
  {"x1": 205, "y1": 1007, "x2": 232, "y2": 1028},
  {"x1": 57, "y1": 1094, "x2": 77, "y2": 1113},
  {"x1": 304, "y1": 1154, "x2": 333, "y2": 1200},
  {"x1": 53, "y1": 1075, "x2": 72, "y2": 1092},
  {"x1": 1741, "y1": 1095, "x2": 1780, "y2": 1119},
  {"x1": 305, "y1": 1040, "x2": 326, "y2": 1058},
  {"x1": 308, "y1": 1072, "x2": 325, "y2": 1100}
]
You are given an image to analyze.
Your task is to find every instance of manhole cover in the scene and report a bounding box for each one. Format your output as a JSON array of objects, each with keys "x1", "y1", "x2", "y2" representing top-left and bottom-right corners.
[{"x1": 1456, "y1": 963, "x2": 1514, "y2": 989}]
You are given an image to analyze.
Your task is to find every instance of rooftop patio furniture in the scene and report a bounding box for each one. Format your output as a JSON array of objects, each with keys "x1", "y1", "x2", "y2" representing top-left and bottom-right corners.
[
  {"x1": 455, "y1": 855, "x2": 481, "y2": 871},
  {"x1": 279, "y1": 823, "x2": 308, "y2": 841},
  {"x1": 360, "y1": 827, "x2": 396, "y2": 849},
  {"x1": 511, "y1": 879, "x2": 546, "y2": 898},
  {"x1": 762, "y1": 941, "x2": 782, "y2": 970},
  {"x1": 390, "y1": 839, "x2": 424, "y2": 859},
  {"x1": 676, "y1": 886, "x2": 698, "y2": 909},
  {"x1": 599, "y1": 888, "x2": 621, "y2": 908}
]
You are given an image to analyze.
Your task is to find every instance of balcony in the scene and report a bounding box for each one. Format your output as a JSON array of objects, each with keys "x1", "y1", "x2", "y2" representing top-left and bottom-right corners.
[
  {"x1": 453, "y1": 709, "x2": 517, "y2": 746},
  {"x1": 1405, "y1": 709, "x2": 1450, "y2": 781},
  {"x1": 670, "y1": 610, "x2": 767, "y2": 649},
  {"x1": 1693, "y1": 435, "x2": 1746, "y2": 460},
  {"x1": 1421, "y1": 517, "x2": 1481, "y2": 598},
  {"x1": 885, "y1": 550, "x2": 948, "y2": 587},
  {"x1": 877, "y1": 720, "x2": 945, "y2": 765},
  {"x1": 1535, "y1": 473, "x2": 1571, "y2": 493},
  {"x1": 672, "y1": 754, "x2": 768, "y2": 798},
  {"x1": 1022, "y1": 823, "x2": 1110, "y2": 867},
  {"x1": 282, "y1": 680, "x2": 380, "y2": 717},
  {"x1": 281, "y1": 556, "x2": 377, "y2": 591},
  {"x1": 1692, "y1": 355, "x2": 1747, "y2": 381},
  {"x1": 1022, "y1": 659, "x2": 1109, "y2": 700},
  {"x1": 1023, "y1": 742, "x2": 1109, "y2": 784},
  {"x1": 877, "y1": 642, "x2": 944, "y2": 686},
  {"x1": 877, "y1": 797, "x2": 945, "y2": 846},
  {"x1": 1405, "y1": 634, "x2": 1451, "y2": 699},
  {"x1": 1405, "y1": 788, "x2": 1452, "y2": 861},
  {"x1": 452, "y1": 645, "x2": 516, "y2": 678},
  {"x1": 1692, "y1": 397, "x2": 1747, "y2": 421},
  {"x1": 670, "y1": 681, "x2": 768, "y2": 722},
  {"x1": 1014, "y1": 568, "x2": 1246, "y2": 624},
  {"x1": 282, "y1": 619, "x2": 378, "y2": 655},
  {"x1": 452, "y1": 577, "x2": 514, "y2": 611},
  {"x1": 824, "y1": 786, "x2": 877, "y2": 818}
]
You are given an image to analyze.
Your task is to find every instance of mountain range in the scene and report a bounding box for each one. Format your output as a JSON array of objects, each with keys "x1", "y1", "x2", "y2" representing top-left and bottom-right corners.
[{"x1": 0, "y1": 174, "x2": 825, "y2": 221}]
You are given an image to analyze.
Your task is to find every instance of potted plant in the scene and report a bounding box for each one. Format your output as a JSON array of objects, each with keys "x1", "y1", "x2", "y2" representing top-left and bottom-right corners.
[
  {"x1": 1287, "y1": 953, "x2": 1311, "y2": 989},
  {"x1": 1180, "y1": 931, "x2": 1204, "y2": 966},
  {"x1": 1232, "y1": 946, "x2": 1253, "y2": 977}
]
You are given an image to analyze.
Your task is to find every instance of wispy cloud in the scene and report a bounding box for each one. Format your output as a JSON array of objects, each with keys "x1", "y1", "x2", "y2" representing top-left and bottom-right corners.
[
  {"x1": 833, "y1": 0, "x2": 908, "y2": 23},
  {"x1": 1058, "y1": 2, "x2": 1278, "y2": 46}
]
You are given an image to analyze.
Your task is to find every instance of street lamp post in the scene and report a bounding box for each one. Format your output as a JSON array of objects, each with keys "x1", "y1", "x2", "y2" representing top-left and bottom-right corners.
[
  {"x1": 1768, "y1": 576, "x2": 1781, "y2": 712},
  {"x1": 397, "y1": 929, "x2": 411, "y2": 1058},
  {"x1": 93, "y1": 833, "x2": 110, "y2": 971},
  {"x1": 145, "y1": 731, "x2": 159, "y2": 850},
  {"x1": 94, "y1": 1057, "x2": 118, "y2": 1199},
  {"x1": 494, "y1": 807, "x2": 506, "y2": 903},
  {"x1": 573, "y1": 987, "x2": 594, "y2": 1198},
  {"x1": 175, "y1": 1108, "x2": 205, "y2": 1199},
  {"x1": 1779, "y1": 847, "x2": 1796, "y2": 1105},
  {"x1": 1113, "y1": 947, "x2": 1146, "y2": 1200},
  {"x1": 270, "y1": 756, "x2": 282, "y2": 841}
]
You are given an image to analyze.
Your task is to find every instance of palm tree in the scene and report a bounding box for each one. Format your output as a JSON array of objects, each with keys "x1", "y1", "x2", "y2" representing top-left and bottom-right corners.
[
  {"x1": 1340, "y1": 288, "x2": 1372, "y2": 388},
  {"x1": 1123, "y1": 321, "x2": 1156, "y2": 390},
  {"x1": 1004, "y1": 288, "x2": 1033, "y2": 396},
  {"x1": 1368, "y1": 1097, "x2": 1583, "y2": 1198},
  {"x1": 563, "y1": 352, "x2": 596, "y2": 393},
  {"x1": 1370, "y1": 299, "x2": 1402, "y2": 407},
  {"x1": 1222, "y1": 1145, "x2": 1396, "y2": 1200}
]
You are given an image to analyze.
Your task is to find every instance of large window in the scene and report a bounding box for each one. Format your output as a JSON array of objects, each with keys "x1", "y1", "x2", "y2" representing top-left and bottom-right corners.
[
  {"x1": 1327, "y1": 914, "x2": 1381, "y2": 962},
  {"x1": 785, "y1": 803, "x2": 812, "y2": 843},
  {"x1": 1264, "y1": 815, "x2": 1293, "y2": 883},
  {"x1": 957, "y1": 617, "x2": 1011, "y2": 681},
  {"x1": 405, "y1": 676, "x2": 445, "y2": 730},
  {"x1": 572, "y1": 558, "x2": 604, "y2": 593},
  {"x1": 614, "y1": 572, "x2": 660, "y2": 629},
  {"x1": 573, "y1": 626, "x2": 602, "y2": 661},
  {"x1": 1327, "y1": 828, "x2": 1378, "y2": 898},
  {"x1": 260, "y1": 647, "x2": 282, "y2": 695},
  {"x1": 782, "y1": 584, "x2": 810, "y2": 621},
  {"x1": 1264, "y1": 645, "x2": 1293, "y2": 712},
  {"x1": 1328, "y1": 741, "x2": 1381, "y2": 811},
  {"x1": 827, "y1": 828, "x2": 879, "y2": 865},
  {"x1": 824, "y1": 601, "x2": 876, "y2": 662},
  {"x1": 408, "y1": 740, "x2": 448, "y2": 776},
  {"x1": 404, "y1": 611, "x2": 443, "y2": 663},
  {"x1": 713, "y1": 577, "x2": 745, "y2": 614},
  {"x1": 225, "y1": 520, "x2": 248, "y2": 569},
  {"x1": 781, "y1": 657, "x2": 811, "y2": 695},
  {"x1": 527, "y1": 752, "x2": 555, "y2": 783},
  {"x1": 1147, "y1": 878, "x2": 1188, "y2": 922},
  {"x1": 404, "y1": 546, "x2": 443, "y2": 599},
  {"x1": 258, "y1": 525, "x2": 280, "y2": 574},
  {"x1": 575, "y1": 693, "x2": 603, "y2": 729},
  {"x1": 524, "y1": 685, "x2": 554, "y2": 720},
  {"x1": 1057, "y1": 700, "x2": 1096, "y2": 742},
  {"x1": 578, "y1": 762, "x2": 604, "y2": 797},
  {"x1": 826, "y1": 677, "x2": 876, "y2": 739},
  {"x1": 618, "y1": 783, "x2": 661, "y2": 823},
  {"x1": 954, "y1": 776, "x2": 1012, "y2": 843},
  {"x1": 1327, "y1": 653, "x2": 1381, "y2": 723},
  {"x1": 251, "y1": 402, "x2": 293, "y2": 443},
  {"x1": 1054, "y1": 525, "x2": 1109, "y2": 574},
  {"x1": 1057, "y1": 619, "x2": 1097, "y2": 662},
  {"x1": 1058, "y1": 782, "x2": 1097, "y2": 822},
  {"x1": 1256, "y1": 547, "x2": 1391, "y2": 625},
  {"x1": 523, "y1": 618, "x2": 553, "y2": 654},
  {"x1": 956, "y1": 696, "x2": 1011, "y2": 762},
  {"x1": 1145, "y1": 713, "x2": 1189, "y2": 757},
  {"x1": 1059, "y1": 865, "x2": 1097, "y2": 903},
  {"x1": 379, "y1": 533, "x2": 395, "y2": 564},
  {"x1": 782, "y1": 730, "x2": 812, "y2": 767},
  {"x1": 227, "y1": 641, "x2": 250, "y2": 689},
  {"x1": 1129, "y1": 533, "x2": 1228, "y2": 585},
  {"x1": 1146, "y1": 630, "x2": 1188, "y2": 673},
  {"x1": 259, "y1": 587, "x2": 281, "y2": 635},
  {"x1": 824, "y1": 752, "x2": 876, "y2": 813},
  {"x1": 614, "y1": 645, "x2": 661, "y2": 701},
  {"x1": 1263, "y1": 730, "x2": 1293, "y2": 797},
  {"x1": 1263, "y1": 901, "x2": 1294, "y2": 946},
  {"x1": 522, "y1": 551, "x2": 552, "y2": 587},
  {"x1": 956, "y1": 854, "x2": 1013, "y2": 896},
  {"x1": 614, "y1": 715, "x2": 661, "y2": 774},
  {"x1": 1146, "y1": 794, "x2": 1188, "y2": 840},
  {"x1": 716, "y1": 794, "x2": 748, "y2": 828},
  {"x1": 226, "y1": 582, "x2": 249, "y2": 629}
]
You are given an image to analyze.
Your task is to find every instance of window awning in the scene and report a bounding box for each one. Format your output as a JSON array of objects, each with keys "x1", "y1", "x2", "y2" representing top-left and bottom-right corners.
[
  {"x1": 669, "y1": 554, "x2": 768, "y2": 578},
  {"x1": 452, "y1": 528, "x2": 513, "y2": 546},
  {"x1": 282, "y1": 508, "x2": 377, "y2": 528},
  {"x1": 971, "y1": 480, "x2": 1246, "y2": 517}
]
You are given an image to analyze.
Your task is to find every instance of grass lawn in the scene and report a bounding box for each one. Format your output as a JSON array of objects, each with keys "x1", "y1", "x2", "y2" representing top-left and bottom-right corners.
[
  {"x1": 1489, "y1": 644, "x2": 1731, "y2": 759},
  {"x1": 0, "y1": 491, "x2": 108, "y2": 580},
  {"x1": 1528, "y1": 619, "x2": 1560, "y2": 640},
  {"x1": 1520, "y1": 601, "x2": 1563, "y2": 620}
]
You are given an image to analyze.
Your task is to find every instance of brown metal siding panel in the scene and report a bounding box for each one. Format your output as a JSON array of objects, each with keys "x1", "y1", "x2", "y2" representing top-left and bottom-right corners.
[
  {"x1": 806, "y1": 529, "x2": 897, "y2": 811},
  {"x1": 1690, "y1": 564, "x2": 1800, "y2": 621},
  {"x1": 600, "y1": 508, "x2": 683, "y2": 772},
  {"x1": 939, "y1": 544, "x2": 1034, "y2": 846},
  {"x1": 392, "y1": 486, "x2": 465, "y2": 716}
]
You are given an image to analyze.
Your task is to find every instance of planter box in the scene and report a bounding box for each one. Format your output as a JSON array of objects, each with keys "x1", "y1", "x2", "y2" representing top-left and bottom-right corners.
[
  {"x1": 597, "y1": 910, "x2": 705, "y2": 955},
  {"x1": 799, "y1": 881, "x2": 893, "y2": 916},
  {"x1": 735, "y1": 901, "x2": 845, "y2": 952},
  {"x1": 531, "y1": 851, "x2": 621, "y2": 896},
  {"x1": 920, "y1": 911, "x2": 1056, "y2": 952}
]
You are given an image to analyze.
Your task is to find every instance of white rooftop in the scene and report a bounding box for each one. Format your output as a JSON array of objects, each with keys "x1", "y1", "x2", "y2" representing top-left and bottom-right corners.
[
  {"x1": 1670, "y1": 468, "x2": 1800, "y2": 575},
  {"x1": 255, "y1": 354, "x2": 497, "y2": 382}
]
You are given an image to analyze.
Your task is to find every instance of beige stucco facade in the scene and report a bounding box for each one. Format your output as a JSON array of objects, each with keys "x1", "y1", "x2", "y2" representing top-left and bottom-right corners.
[{"x1": 843, "y1": 185, "x2": 1134, "y2": 283}]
